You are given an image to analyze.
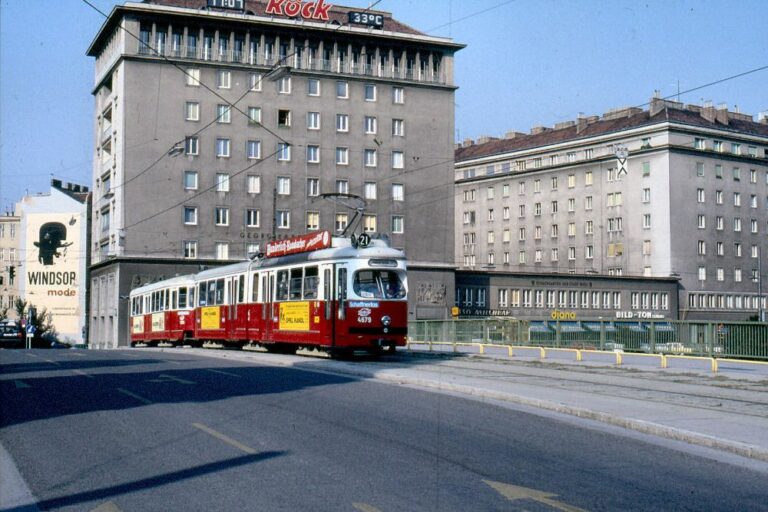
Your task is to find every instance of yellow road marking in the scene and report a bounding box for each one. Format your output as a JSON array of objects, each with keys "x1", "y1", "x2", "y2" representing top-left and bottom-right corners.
[
  {"x1": 73, "y1": 369, "x2": 95, "y2": 379},
  {"x1": 192, "y1": 423, "x2": 256, "y2": 454},
  {"x1": 352, "y1": 503, "x2": 384, "y2": 512},
  {"x1": 90, "y1": 501, "x2": 123, "y2": 512},
  {"x1": 206, "y1": 369, "x2": 242, "y2": 378},
  {"x1": 117, "y1": 388, "x2": 153, "y2": 405},
  {"x1": 484, "y1": 480, "x2": 588, "y2": 512}
]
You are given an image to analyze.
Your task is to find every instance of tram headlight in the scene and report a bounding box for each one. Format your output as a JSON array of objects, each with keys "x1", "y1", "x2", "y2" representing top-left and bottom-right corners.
[{"x1": 381, "y1": 315, "x2": 392, "y2": 327}]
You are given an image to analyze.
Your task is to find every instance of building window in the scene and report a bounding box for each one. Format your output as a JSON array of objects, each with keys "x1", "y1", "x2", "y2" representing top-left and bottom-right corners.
[
  {"x1": 278, "y1": 109, "x2": 291, "y2": 127},
  {"x1": 392, "y1": 86, "x2": 405, "y2": 104},
  {"x1": 335, "y1": 213, "x2": 348, "y2": 232},
  {"x1": 215, "y1": 207, "x2": 229, "y2": 226},
  {"x1": 215, "y1": 173, "x2": 230, "y2": 192},
  {"x1": 249, "y1": 73, "x2": 262, "y2": 91},
  {"x1": 306, "y1": 211, "x2": 320, "y2": 230},
  {"x1": 643, "y1": 240, "x2": 651, "y2": 255},
  {"x1": 248, "y1": 107, "x2": 262, "y2": 125},
  {"x1": 392, "y1": 151, "x2": 404, "y2": 169},
  {"x1": 715, "y1": 164, "x2": 723, "y2": 178},
  {"x1": 186, "y1": 68, "x2": 201, "y2": 86},
  {"x1": 391, "y1": 183, "x2": 404, "y2": 201},
  {"x1": 277, "y1": 176, "x2": 291, "y2": 195},
  {"x1": 698, "y1": 240, "x2": 706, "y2": 255},
  {"x1": 336, "y1": 179, "x2": 349, "y2": 194},
  {"x1": 364, "y1": 182, "x2": 377, "y2": 200},
  {"x1": 642, "y1": 188, "x2": 651, "y2": 203},
  {"x1": 698, "y1": 215, "x2": 706, "y2": 229},
  {"x1": 183, "y1": 206, "x2": 197, "y2": 225},
  {"x1": 734, "y1": 217, "x2": 742, "y2": 232},
  {"x1": 336, "y1": 147, "x2": 349, "y2": 165},
  {"x1": 364, "y1": 83, "x2": 377, "y2": 101},
  {"x1": 698, "y1": 266, "x2": 706, "y2": 281},
  {"x1": 713, "y1": 140, "x2": 723, "y2": 152},
  {"x1": 336, "y1": 114, "x2": 349, "y2": 132},
  {"x1": 215, "y1": 242, "x2": 229, "y2": 260},
  {"x1": 733, "y1": 167, "x2": 741, "y2": 181},
  {"x1": 307, "y1": 78, "x2": 320, "y2": 96},
  {"x1": 363, "y1": 215, "x2": 377, "y2": 233},
  {"x1": 183, "y1": 240, "x2": 197, "y2": 259},
  {"x1": 277, "y1": 210, "x2": 290, "y2": 229},
  {"x1": 696, "y1": 162, "x2": 705, "y2": 177},
  {"x1": 184, "y1": 136, "x2": 198, "y2": 156},
  {"x1": 392, "y1": 119, "x2": 404, "y2": 137},
  {"x1": 336, "y1": 81, "x2": 349, "y2": 98},
  {"x1": 642, "y1": 162, "x2": 650, "y2": 176},
  {"x1": 183, "y1": 170, "x2": 198, "y2": 190},
  {"x1": 697, "y1": 189, "x2": 705, "y2": 203},
  {"x1": 585, "y1": 196, "x2": 593, "y2": 210},
  {"x1": 216, "y1": 104, "x2": 231, "y2": 123},
  {"x1": 247, "y1": 175, "x2": 261, "y2": 194},
  {"x1": 277, "y1": 76, "x2": 291, "y2": 94},
  {"x1": 716, "y1": 190, "x2": 723, "y2": 204},
  {"x1": 186, "y1": 101, "x2": 200, "y2": 121},
  {"x1": 364, "y1": 116, "x2": 377, "y2": 134},
  {"x1": 643, "y1": 214, "x2": 651, "y2": 229},
  {"x1": 306, "y1": 145, "x2": 320, "y2": 163},
  {"x1": 307, "y1": 177, "x2": 320, "y2": 197},
  {"x1": 247, "y1": 140, "x2": 261, "y2": 159},
  {"x1": 216, "y1": 138, "x2": 230, "y2": 158},
  {"x1": 246, "y1": 209, "x2": 260, "y2": 228},
  {"x1": 734, "y1": 192, "x2": 741, "y2": 206},
  {"x1": 277, "y1": 142, "x2": 291, "y2": 161},
  {"x1": 307, "y1": 111, "x2": 321, "y2": 130},
  {"x1": 364, "y1": 149, "x2": 377, "y2": 168},
  {"x1": 217, "y1": 70, "x2": 231, "y2": 89},
  {"x1": 392, "y1": 216, "x2": 404, "y2": 234},
  {"x1": 694, "y1": 138, "x2": 705, "y2": 150},
  {"x1": 585, "y1": 171, "x2": 593, "y2": 186}
]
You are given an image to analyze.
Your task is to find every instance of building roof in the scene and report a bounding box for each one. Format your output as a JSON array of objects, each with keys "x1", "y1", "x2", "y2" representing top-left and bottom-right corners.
[
  {"x1": 142, "y1": 0, "x2": 426, "y2": 36},
  {"x1": 456, "y1": 100, "x2": 768, "y2": 163}
]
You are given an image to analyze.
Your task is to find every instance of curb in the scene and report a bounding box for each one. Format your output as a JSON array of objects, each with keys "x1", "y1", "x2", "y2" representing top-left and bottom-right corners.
[{"x1": 156, "y1": 348, "x2": 768, "y2": 463}]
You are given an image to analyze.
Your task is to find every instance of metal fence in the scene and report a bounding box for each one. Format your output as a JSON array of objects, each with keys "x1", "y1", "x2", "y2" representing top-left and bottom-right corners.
[{"x1": 408, "y1": 319, "x2": 768, "y2": 361}]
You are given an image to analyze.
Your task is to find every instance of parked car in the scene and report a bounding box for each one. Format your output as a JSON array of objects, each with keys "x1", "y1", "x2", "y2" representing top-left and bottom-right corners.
[{"x1": 0, "y1": 321, "x2": 25, "y2": 349}]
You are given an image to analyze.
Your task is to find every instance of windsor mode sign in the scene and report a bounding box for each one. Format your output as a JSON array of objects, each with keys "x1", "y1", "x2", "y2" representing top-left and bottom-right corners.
[{"x1": 265, "y1": 0, "x2": 333, "y2": 21}]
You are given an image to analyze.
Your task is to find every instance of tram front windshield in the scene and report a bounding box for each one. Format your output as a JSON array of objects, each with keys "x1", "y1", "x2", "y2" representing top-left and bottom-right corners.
[{"x1": 353, "y1": 270, "x2": 406, "y2": 299}]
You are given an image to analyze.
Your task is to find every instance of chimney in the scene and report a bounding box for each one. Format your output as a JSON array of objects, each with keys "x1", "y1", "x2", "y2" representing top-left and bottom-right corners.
[
  {"x1": 715, "y1": 103, "x2": 729, "y2": 125},
  {"x1": 462, "y1": 138, "x2": 474, "y2": 147},
  {"x1": 554, "y1": 120, "x2": 576, "y2": 130},
  {"x1": 530, "y1": 126, "x2": 551, "y2": 135},
  {"x1": 504, "y1": 130, "x2": 526, "y2": 140}
]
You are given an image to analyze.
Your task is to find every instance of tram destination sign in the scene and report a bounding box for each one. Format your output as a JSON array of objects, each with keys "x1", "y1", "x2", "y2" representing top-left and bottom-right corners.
[
  {"x1": 266, "y1": 231, "x2": 331, "y2": 258},
  {"x1": 207, "y1": 0, "x2": 244, "y2": 10}
]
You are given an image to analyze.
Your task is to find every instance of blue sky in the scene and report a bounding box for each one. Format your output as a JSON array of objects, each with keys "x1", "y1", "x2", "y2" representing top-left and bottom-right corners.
[{"x1": 1, "y1": 0, "x2": 766, "y2": 210}]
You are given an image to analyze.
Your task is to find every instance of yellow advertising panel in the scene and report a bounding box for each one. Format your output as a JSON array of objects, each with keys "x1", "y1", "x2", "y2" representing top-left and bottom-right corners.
[
  {"x1": 279, "y1": 302, "x2": 310, "y2": 332},
  {"x1": 151, "y1": 313, "x2": 165, "y2": 332},
  {"x1": 132, "y1": 316, "x2": 144, "y2": 334},
  {"x1": 200, "y1": 307, "x2": 221, "y2": 330}
]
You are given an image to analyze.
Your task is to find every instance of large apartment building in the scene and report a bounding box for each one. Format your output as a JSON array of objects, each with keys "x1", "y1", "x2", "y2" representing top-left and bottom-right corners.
[
  {"x1": 455, "y1": 97, "x2": 768, "y2": 321},
  {"x1": 86, "y1": 0, "x2": 463, "y2": 346},
  {"x1": 0, "y1": 210, "x2": 21, "y2": 318}
]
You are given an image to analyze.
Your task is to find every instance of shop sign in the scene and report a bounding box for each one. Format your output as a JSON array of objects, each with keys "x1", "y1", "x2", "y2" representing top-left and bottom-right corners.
[
  {"x1": 615, "y1": 311, "x2": 665, "y2": 319},
  {"x1": 460, "y1": 308, "x2": 512, "y2": 317},
  {"x1": 265, "y1": 0, "x2": 333, "y2": 21},
  {"x1": 550, "y1": 310, "x2": 577, "y2": 320}
]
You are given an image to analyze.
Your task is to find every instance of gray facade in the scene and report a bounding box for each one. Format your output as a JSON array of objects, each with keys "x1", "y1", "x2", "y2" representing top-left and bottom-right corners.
[
  {"x1": 88, "y1": 1, "x2": 462, "y2": 346},
  {"x1": 455, "y1": 98, "x2": 768, "y2": 322}
]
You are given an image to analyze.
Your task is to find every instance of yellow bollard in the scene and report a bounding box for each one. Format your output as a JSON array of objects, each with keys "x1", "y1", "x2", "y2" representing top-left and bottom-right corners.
[
  {"x1": 711, "y1": 357, "x2": 718, "y2": 373},
  {"x1": 576, "y1": 349, "x2": 582, "y2": 361},
  {"x1": 428, "y1": 341, "x2": 433, "y2": 351},
  {"x1": 539, "y1": 347, "x2": 546, "y2": 359},
  {"x1": 661, "y1": 354, "x2": 667, "y2": 369},
  {"x1": 507, "y1": 346, "x2": 514, "y2": 357},
  {"x1": 616, "y1": 352, "x2": 623, "y2": 365},
  {"x1": 477, "y1": 343, "x2": 485, "y2": 355}
]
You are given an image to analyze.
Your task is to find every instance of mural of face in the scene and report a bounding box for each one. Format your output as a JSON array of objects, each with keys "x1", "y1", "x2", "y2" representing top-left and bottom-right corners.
[{"x1": 34, "y1": 222, "x2": 73, "y2": 266}]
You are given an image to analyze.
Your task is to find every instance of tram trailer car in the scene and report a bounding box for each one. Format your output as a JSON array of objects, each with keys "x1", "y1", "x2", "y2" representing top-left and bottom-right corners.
[
  {"x1": 129, "y1": 232, "x2": 408, "y2": 356},
  {"x1": 129, "y1": 275, "x2": 197, "y2": 346}
]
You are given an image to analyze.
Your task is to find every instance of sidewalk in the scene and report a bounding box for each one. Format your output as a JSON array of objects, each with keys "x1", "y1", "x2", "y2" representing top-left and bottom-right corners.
[{"x1": 170, "y1": 347, "x2": 768, "y2": 463}]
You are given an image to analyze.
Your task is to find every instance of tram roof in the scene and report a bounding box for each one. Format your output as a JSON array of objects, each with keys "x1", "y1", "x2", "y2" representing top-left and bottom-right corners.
[{"x1": 130, "y1": 274, "x2": 197, "y2": 295}]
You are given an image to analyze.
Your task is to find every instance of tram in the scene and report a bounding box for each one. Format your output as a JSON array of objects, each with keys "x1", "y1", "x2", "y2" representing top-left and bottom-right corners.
[{"x1": 129, "y1": 231, "x2": 408, "y2": 356}]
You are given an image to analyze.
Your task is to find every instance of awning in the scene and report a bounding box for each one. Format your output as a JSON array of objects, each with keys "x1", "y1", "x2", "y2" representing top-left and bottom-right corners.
[
  {"x1": 528, "y1": 320, "x2": 552, "y2": 333},
  {"x1": 583, "y1": 322, "x2": 617, "y2": 332},
  {"x1": 558, "y1": 321, "x2": 585, "y2": 333}
]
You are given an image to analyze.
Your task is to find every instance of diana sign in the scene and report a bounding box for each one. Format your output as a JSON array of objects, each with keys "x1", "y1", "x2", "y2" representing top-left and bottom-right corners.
[{"x1": 265, "y1": 0, "x2": 333, "y2": 21}]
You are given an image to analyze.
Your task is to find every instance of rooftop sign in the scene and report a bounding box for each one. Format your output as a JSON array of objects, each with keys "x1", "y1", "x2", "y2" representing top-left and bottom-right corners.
[
  {"x1": 266, "y1": 231, "x2": 331, "y2": 258},
  {"x1": 207, "y1": 0, "x2": 244, "y2": 10},
  {"x1": 265, "y1": 0, "x2": 333, "y2": 21}
]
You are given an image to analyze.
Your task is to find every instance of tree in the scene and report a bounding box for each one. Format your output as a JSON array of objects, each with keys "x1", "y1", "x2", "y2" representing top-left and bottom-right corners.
[{"x1": 14, "y1": 298, "x2": 57, "y2": 342}]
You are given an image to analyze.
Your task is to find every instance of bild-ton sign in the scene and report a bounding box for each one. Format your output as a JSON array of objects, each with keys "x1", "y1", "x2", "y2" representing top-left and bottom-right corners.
[{"x1": 265, "y1": 0, "x2": 333, "y2": 21}]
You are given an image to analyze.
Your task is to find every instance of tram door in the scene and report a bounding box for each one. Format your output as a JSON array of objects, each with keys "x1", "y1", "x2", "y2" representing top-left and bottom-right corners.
[
  {"x1": 264, "y1": 271, "x2": 276, "y2": 342},
  {"x1": 333, "y1": 265, "x2": 348, "y2": 347}
]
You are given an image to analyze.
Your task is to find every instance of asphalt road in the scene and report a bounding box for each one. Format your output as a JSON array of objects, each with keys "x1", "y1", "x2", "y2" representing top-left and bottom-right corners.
[{"x1": 1, "y1": 348, "x2": 767, "y2": 511}]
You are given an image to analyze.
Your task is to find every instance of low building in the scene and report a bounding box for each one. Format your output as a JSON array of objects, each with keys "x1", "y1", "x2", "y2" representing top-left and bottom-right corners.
[
  {"x1": 16, "y1": 181, "x2": 91, "y2": 344},
  {"x1": 0, "y1": 209, "x2": 21, "y2": 318}
]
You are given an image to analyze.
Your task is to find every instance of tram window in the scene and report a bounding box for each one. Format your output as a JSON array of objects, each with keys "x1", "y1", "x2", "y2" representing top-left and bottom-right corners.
[
  {"x1": 179, "y1": 287, "x2": 188, "y2": 309},
  {"x1": 190, "y1": 287, "x2": 196, "y2": 307},
  {"x1": 215, "y1": 279, "x2": 225, "y2": 304},
  {"x1": 199, "y1": 282, "x2": 207, "y2": 305},
  {"x1": 251, "y1": 273, "x2": 259, "y2": 302},
  {"x1": 171, "y1": 290, "x2": 177, "y2": 310},
  {"x1": 276, "y1": 270, "x2": 289, "y2": 301},
  {"x1": 238, "y1": 275, "x2": 245, "y2": 303},
  {"x1": 207, "y1": 281, "x2": 216, "y2": 306},
  {"x1": 353, "y1": 270, "x2": 405, "y2": 299},
  {"x1": 164, "y1": 289, "x2": 169, "y2": 311},
  {"x1": 290, "y1": 268, "x2": 303, "y2": 300},
  {"x1": 144, "y1": 296, "x2": 150, "y2": 313},
  {"x1": 304, "y1": 266, "x2": 319, "y2": 299},
  {"x1": 337, "y1": 268, "x2": 347, "y2": 302}
]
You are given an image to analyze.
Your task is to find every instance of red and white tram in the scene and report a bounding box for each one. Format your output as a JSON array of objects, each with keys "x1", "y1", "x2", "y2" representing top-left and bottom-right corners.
[
  {"x1": 129, "y1": 275, "x2": 197, "y2": 345},
  {"x1": 129, "y1": 231, "x2": 408, "y2": 356}
]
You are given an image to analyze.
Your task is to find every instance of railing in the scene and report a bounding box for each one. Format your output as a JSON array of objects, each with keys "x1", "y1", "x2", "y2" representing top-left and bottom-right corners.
[{"x1": 408, "y1": 319, "x2": 768, "y2": 361}]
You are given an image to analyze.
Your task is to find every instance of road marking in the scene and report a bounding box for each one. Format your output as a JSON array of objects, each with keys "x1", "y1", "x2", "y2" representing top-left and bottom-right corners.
[
  {"x1": 192, "y1": 423, "x2": 256, "y2": 454},
  {"x1": 68, "y1": 352, "x2": 87, "y2": 357},
  {"x1": 484, "y1": 480, "x2": 587, "y2": 512},
  {"x1": 206, "y1": 369, "x2": 242, "y2": 378},
  {"x1": 352, "y1": 504, "x2": 384, "y2": 512},
  {"x1": 43, "y1": 359, "x2": 60, "y2": 365},
  {"x1": 117, "y1": 388, "x2": 153, "y2": 405},
  {"x1": 73, "y1": 369, "x2": 95, "y2": 379},
  {"x1": 148, "y1": 373, "x2": 195, "y2": 385},
  {"x1": 24, "y1": 353, "x2": 38, "y2": 358},
  {"x1": 90, "y1": 501, "x2": 123, "y2": 512},
  {"x1": 13, "y1": 380, "x2": 30, "y2": 389},
  {"x1": 165, "y1": 360, "x2": 182, "y2": 365}
]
